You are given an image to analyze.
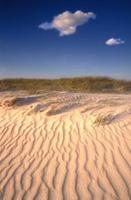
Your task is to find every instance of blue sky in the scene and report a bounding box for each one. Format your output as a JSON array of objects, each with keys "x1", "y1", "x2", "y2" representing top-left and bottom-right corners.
[{"x1": 0, "y1": 0, "x2": 131, "y2": 79}]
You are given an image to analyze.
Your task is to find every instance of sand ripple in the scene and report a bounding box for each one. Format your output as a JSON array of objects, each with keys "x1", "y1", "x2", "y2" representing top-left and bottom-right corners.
[{"x1": 0, "y1": 92, "x2": 131, "y2": 200}]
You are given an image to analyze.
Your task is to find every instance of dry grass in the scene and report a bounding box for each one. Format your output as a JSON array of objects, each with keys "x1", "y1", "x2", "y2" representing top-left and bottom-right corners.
[
  {"x1": 94, "y1": 114, "x2": 115, "y2": 125},
  {"x1": 0, "y1": 77, "x2": 131, "y2": 93},
  {"x1": 0, "y1": 97, "x2": 19, "y2": 107}
]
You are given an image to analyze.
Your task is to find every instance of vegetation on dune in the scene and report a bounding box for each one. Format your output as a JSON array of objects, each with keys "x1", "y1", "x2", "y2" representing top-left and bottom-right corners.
[{"x1": 0, "y1": 77, "x2": 131, "y2": 93}]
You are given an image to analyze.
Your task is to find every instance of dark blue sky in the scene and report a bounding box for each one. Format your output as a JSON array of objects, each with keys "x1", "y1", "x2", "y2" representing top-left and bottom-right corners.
[{"x1": 0, "y1": 0, "x2": 131, "y2": 79}]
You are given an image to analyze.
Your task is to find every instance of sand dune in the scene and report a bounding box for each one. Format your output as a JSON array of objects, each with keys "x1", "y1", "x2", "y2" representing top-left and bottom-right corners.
[{"x1": 0, "y1": 91, "x2": 131, "y2": 200}]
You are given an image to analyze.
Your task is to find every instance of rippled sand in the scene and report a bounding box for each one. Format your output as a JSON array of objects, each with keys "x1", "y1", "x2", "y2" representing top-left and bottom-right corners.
[{"x1": 0, "y1": 91, "x2": 131, "y2": 200}]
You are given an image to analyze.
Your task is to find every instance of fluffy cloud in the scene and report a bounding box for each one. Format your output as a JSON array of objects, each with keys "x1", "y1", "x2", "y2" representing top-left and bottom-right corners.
[
  {"x1": 105, "y1": 38, "x2": 125, "y2": 46},
  {"x1": 38, "y1": 10, "x2": 96, "y2": 36}
]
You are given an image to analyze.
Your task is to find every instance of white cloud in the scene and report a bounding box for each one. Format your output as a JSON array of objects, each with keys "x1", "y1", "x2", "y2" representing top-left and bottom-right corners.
[
  {"x1": 105, "y1": 38, "x2": 125, "y2": 46},
  {"x1": 38, "y1": 10, "x2": 96, "y2": 36}
]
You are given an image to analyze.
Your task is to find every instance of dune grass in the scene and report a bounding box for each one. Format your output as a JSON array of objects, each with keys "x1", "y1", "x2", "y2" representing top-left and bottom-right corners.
[{"x1": 0, "y1": 77, "x2": 131, "y2": 93}]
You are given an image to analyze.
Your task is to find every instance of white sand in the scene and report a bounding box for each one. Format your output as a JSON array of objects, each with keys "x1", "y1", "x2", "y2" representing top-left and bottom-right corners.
[{"x1": 0, "y1": 92, "x2": 131, "y2": 200}]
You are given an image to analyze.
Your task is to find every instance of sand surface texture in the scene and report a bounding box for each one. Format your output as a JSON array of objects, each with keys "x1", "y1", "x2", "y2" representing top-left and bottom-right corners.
[{"x1": 0, "y1": 91, "x2": 131, "y2": 200}]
